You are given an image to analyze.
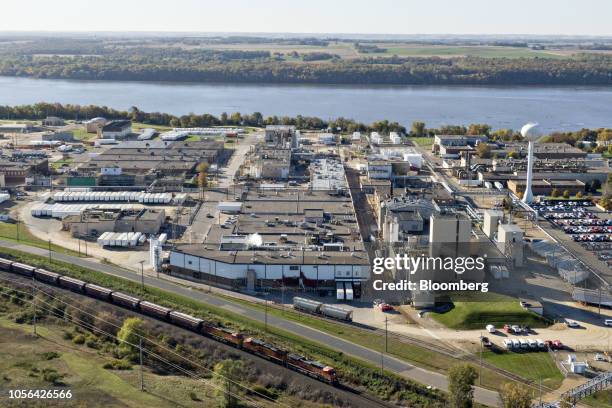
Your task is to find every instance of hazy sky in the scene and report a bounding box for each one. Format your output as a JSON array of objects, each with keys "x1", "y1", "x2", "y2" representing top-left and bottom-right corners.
[{"x1": 2, "y1": 0, "x2": 611, "y2": 36}]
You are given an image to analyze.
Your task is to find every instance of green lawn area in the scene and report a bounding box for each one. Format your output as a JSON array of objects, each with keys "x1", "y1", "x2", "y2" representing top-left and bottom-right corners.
[
  {"x1": 72, "y1": 127, "x2": 96, "y2": 141},
  {"x1": 482, "y1": 351, "x2": 563, "y2": 389},
  {"x1": 584, "y1": 389, "x2": 612, "y2": 407},
  {"x1": 132, "y1": 122, "x2": 173, "y2": 132},
  {"x1": 410, "y1": 137, "x2": 434, "y2": 147},
  {"x1": 430, "y1": 292, "x2": 549, "y2": 330},
  {"x1": 0, "y1": 222, "x2": 78, "y2": 256}
]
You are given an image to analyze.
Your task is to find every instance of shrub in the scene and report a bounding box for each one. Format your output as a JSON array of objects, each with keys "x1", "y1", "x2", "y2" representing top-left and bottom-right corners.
[
  {"x1": 72, "y1": 334, "x2": 86, "y2": 345},
  {"x1": 103, "y1": 359, "x2": 132, "y2": 370},
  {"x1": 40, "y1": 352, "x2": 60, "y2": 360}
]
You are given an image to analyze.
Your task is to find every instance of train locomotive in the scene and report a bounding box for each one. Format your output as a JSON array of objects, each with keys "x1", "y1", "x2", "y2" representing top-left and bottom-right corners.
[{"x1": 0, "y1": 257, "x2": 338, "y2": 384}]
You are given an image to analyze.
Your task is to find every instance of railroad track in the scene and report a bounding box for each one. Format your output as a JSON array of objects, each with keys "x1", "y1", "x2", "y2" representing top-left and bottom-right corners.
[{"x1": 0, "y1": 268, "x2": 399, "y2": 408}]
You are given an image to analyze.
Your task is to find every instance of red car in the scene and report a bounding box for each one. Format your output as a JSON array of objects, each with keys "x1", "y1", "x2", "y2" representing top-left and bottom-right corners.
[
  {"x1": 379, "y1": 303, "x2": 393, "y2": 312},
  {"x1": 503, "y1": 324, "x2": 512, "y2": 333},
  {"x1": 552, "y1": 340, "x2": 563, "y2": 350}
]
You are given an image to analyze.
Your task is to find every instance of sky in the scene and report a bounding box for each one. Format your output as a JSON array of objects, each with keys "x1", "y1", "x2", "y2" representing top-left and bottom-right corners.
[{"x1": 2, "y1": 0, "x2": 611, "y2": 36}]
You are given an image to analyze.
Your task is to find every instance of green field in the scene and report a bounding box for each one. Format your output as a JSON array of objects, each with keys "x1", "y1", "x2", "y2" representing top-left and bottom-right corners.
[
  {"x1": 0, "y1": 222, "x2": 78, "y2": 256},
  {"x1": 370, "y1": 45, "x2": 567, "y2": 59},
  {"x1": 482, "y1": 351, "x2": 563, "y2": 390},
  {"x1": 430, "y1": 292, "x2": 549, "y2": 330}
]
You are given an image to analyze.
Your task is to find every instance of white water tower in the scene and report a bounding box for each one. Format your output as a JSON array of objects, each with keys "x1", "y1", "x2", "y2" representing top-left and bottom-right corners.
[{"x1": 520, "y1": 122, "x2": 542, "y2": 204}]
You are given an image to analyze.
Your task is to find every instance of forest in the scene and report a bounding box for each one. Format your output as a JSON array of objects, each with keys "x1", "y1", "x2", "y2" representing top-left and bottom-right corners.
[{"x1": 0, "y1": 37, "x2": 611, "y2": 86}]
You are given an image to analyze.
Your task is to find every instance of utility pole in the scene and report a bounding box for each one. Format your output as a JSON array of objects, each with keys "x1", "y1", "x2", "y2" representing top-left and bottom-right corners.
[
  {"x1": 139, "y1": 336, "x2": 144, "y2": 391},
  {"x1": 264, "y1": 295, "x2": 268, "y2": 331},
  {"x1": 479, "y1": 331, "x2": 483, "y2": 385},
  {"x1": 385, "y1": 316, "x2": 388, "y2": 353},
  {"x1": 48, "y1": 240, "x2": 52, "y2": 263},
  {"x1": 16, "y1": 214, "x2": 20, "y2": 241},
  {"x1": 139, "y1": 261, "x2": 145, "y2": 294},
  {"x1": 32, "y1": 277, "x2": 37, "y2": 336}
]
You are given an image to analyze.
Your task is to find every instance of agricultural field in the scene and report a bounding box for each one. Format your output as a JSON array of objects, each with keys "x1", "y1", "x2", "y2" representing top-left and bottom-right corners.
[{"x1": 370, "y1": 44, "x2": 567, "y2": 59}]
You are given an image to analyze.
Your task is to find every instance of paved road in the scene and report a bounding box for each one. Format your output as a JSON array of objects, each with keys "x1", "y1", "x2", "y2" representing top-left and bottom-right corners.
[{"x1": 0, "y1": 238, "x2": 500, "y2": 407}]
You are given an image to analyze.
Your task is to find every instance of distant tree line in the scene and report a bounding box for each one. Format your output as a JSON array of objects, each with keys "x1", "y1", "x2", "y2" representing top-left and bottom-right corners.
[
  {"x1": 0, "y1": 102, "x2": 406, "y2": 134},
  {"x1": 1, "y1": 43, "x2": 611, "y2": 85}
]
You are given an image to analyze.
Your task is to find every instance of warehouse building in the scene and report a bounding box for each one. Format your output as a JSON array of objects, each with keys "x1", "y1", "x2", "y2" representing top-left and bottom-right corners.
[
  {"x1": 42, "y1": 116, "x2": 65, "y2": 126},
  {"x1": 168, "y1": 187, "x2": 369, "y2": 297},
  {"x1": 62, "y1": 208, "x2": 165, "y2": 237}
]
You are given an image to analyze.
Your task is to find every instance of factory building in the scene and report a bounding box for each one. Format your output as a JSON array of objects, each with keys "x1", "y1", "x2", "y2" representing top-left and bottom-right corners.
[
  {"x1": 168, "y1": 186, "x2": 369, "y2": 297},
  {"x1": 62, "y1": 208, "x2": 165, "y2": 238},
  {"x1": 264, "y1": 125, "x2": 297, "y2": 148}
]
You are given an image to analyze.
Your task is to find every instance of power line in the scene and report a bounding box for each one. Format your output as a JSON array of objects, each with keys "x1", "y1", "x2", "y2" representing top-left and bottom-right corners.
[
  {"x1": 0, "y1": 285, "x2": 262, "y2": 408},
  {"x1": 0, "y1": 275, "x2": 290, "y2": 407}
]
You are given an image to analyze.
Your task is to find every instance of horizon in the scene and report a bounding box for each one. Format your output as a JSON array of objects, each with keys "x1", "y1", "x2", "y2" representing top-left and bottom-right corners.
[{"x1": 2, "y1": 0, "x2": 612, "y2": 36}]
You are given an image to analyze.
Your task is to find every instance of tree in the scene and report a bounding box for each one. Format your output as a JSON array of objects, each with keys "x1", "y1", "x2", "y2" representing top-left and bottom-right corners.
[
  {"x1": 411, "y1": 121, "x2": 426, "y2": 137},
  {"x1": 589, "y1": 179, "x2": 602, "y2": 193},
  {"x1": 476, "y1": 143, "x2": 492, "y2": 159},
  {"x1": 448, "y1": 364, "x2": 478, "y2": 408},
  {"x1": 551, "y1": 189, "x2": 560, "y2": 198},
  {"x1": 558, "y1": 396, "x2": 573, "y2": 408},
  {"x1": 117, "y1": 317, "x2": 144, "y2": 359},
  {"x1": 563, "y1": 190, "x2": 571, "y2": 199},
  {"x1": 507, "y1": 151, "x2": 518, "y2": 159},
  {"x1": 214, "y1": 359, "x2": 245, "y2": 408},
  {"x1": 499, "y1": 382, "x2": 533, "y2": 408},
  {"x1": 576, "y1": 191, "x2": 583, "y2": 198},
  {"x1": 467, "y1": 123, "x2": 491, "y2": 136},
  {"x1": 197, "y1": 162, "x2": 209, "y2": 200}
]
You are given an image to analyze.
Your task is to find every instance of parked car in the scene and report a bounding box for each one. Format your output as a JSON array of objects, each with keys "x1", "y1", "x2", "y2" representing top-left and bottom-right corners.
[
  {"x1": 594, "y1": 354, "x2": 606, "y2": 362},
  {"x1": 503, "y1": 324, "x2": 512, "y2": 333},
  {"x1": 379, "y1": 303, "x2": 393, "y2": 312},
  {"x1": 511, "y1": 325, "x2": 522, "y2": 334},
  {"x1": 503, "y1": 339, "x2": 513, "y2": 349},
  {"x1": 566, "y1": 320, "x2": 580, "y2": 328},
  {"x1": 552, "y1": 340, "x2": 564, "y2": 350},
  {"x1": 372, "y1": 299, "x2": 383, "y2": 307},
  {"x1": 486, "y1": 324, "x2": 496, "y2": 333},
  {"x1": 480, "y1": 336, "x2": 493, "y2": 348},
  {"x1": 604, "y1": 319, "x2": 612, "y2": 327}
]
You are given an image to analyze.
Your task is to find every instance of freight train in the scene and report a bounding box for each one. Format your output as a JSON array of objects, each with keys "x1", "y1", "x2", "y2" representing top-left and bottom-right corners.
[{"x1": 0, "y1": 257, "x2": 337, "y2": 384}]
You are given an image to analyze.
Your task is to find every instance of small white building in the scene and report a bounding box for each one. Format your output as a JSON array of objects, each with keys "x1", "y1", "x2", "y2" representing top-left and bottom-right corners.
[{"x1": 100, "y1": 120, "x2": 132, "y2": 139}]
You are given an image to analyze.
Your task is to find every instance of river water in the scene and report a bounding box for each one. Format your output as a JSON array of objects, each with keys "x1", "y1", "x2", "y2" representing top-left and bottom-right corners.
[{"x1": 1, "y1": 76, "x2": 611, "y2": 132}]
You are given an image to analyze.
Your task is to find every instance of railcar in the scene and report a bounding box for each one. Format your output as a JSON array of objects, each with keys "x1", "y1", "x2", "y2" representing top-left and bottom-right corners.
[
  {"x1": 84, "y1": 283, "x2": 113, "y2": 301},
  {"x1": 110, "y1": 292, "x2": 141, "y2": 309},
  {"x1": 33, "y1": 268, "x2": 60, "y2": 284},
  {"x1": 58, "y1": 275, "x2": 87, "y2": 292},
  {"x1": 12, "y1": 262, "x2": 36, "y2": 277},
  {"x1": 169, "y1": 310, "x2": 204, "y2": 331},
  {"x1": 139, "y1": 301, "x2": 171, "y2": 320}
]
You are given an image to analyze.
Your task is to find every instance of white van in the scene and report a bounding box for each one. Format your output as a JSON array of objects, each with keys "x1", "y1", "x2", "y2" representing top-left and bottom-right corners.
[
  {"x1": 486, "y1": 324, "x2": 496, "y2": 333},
  {"x1": 503, "y1": 339, "x2": 513, "y2": 349},
  {"x1": 604, "y1": 319, "x2": 612, "y2": 327}
]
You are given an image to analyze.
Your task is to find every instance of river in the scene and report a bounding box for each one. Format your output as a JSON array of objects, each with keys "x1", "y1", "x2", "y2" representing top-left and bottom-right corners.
[{"x1": 1, "y1": 76, "x2": 611, "y2": 132}]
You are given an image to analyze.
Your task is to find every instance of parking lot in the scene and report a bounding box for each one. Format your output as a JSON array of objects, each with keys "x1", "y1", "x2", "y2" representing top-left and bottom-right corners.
[{"x1": 533, "y1": 199, "x2": 612, "y2": 274}]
